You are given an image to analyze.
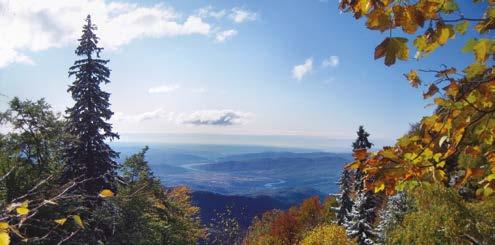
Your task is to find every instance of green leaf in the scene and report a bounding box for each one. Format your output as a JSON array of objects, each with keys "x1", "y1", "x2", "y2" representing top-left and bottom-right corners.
[
  {"x1": 484, "y1": 187, "x2": 494, "y2": 197},
  {"x1": 473, "y1": 39, "x2": 492, "y2": 63},
  {"x1": 488, "y1": 7, "x2": 495, "y2": 18},
  {"x1": 464, "y1": 63, "x2": 487, "y2": 79},
  {"x1": 486, "y1": 174, "x2": 495, "y2": 182},
  {"x1": 437, "y1": 27, "x2": 452, "y2": 45},
  {"x1": 455, "y1": 20, "x2": 469, "y2": 35},
  {"x1": 441, "y1": 0, "x2": 459, "y2": 13},
  {"x1": 414, "y1": 35, "x2": 428, "y2": 51},
  {"x1": 462, "y1": 39, "x2": 477, "y2": 53},
  {"x1": 380, "y1": 149, "x2": 397, "y2": 159},
  {"x1": 73, "y1": 215, "x2": 85, "y2": 229}
]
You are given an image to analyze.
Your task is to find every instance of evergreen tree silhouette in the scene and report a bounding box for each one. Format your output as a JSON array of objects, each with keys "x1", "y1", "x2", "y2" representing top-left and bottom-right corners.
[
  {"x1": 63, "y1": 15, "x2": 119, "y2": 195},
  {"x1": 352, "y1": 126, "x2": 373, "y2": 191},
  {"x1": 352, "y1": 126, "x2": 373, "y2": 150}
]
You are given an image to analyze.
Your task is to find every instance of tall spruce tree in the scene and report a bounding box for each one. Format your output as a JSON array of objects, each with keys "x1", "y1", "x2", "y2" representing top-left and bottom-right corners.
[
  {"x1": 352, "y1": 126, "x2": 373, "y2": 150},
  {"x1": 63, "y1": 15, "x2": 119, "y2": 194},
  {"x1": 352, "y1": 126, "x2": 373, "y2": 191},
  {"x1": 337, "y1": 126, "x2": 374, "y2": 225},
  {"x1": 336, "y1": 169, "x2": 354, "y2": 225},
  {"x1": 344, "y1": 125, "x2": 381, "y2": 245},
  {"x1": 346, "y1": 191, "x2": 380, "y2": 245}
]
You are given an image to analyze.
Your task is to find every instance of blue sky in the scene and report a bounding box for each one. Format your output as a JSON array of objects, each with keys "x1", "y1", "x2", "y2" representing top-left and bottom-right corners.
[{"x1": 0, "y1": 0, "x2": 484, "y2": 149}]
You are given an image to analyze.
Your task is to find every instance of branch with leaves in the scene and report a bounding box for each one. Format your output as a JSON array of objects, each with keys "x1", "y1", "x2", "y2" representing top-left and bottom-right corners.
[
  {"x1": 340, "y1": 0, "x2": 495, "y2": 197},
  {"x1": 0, "y1": 172, "x2": 115, "y2": 244}
]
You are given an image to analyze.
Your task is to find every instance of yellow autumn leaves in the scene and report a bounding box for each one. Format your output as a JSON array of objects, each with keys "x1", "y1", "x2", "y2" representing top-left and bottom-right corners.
[
  {"x1": 374, "y1": 37, "x2": 408, "y2": 66},
  {"x1": 0, "y1": 222, "x2": 9, "y2": 245},
  {"x1": 342, "y1": 0, "x2": 495, "y2": 197},
  {"x1": 15, "y1": 203, "x2": 29, "y2": 216},
  {"x1": 300, "y1": 225, "x2": 355, "y2": 245},
  {"x1": 5, "y1": 201, "x2": 30, "y2": 216},
  {"x1": 53, "y1": 215, "x2": 84, "y2": 229},
  {"x1": 0, "y1": 202, "x2": 30, "y2": 245},
  {"x1": 51, "y1": 189, "x2": 114, "y2": 229},
  {"x1": 0, "y1": 189, "x2": 114, "y2": 245},
  {"x1": 341, "y1": 0, "x2": 495, "y2": 66},
  {"x1": 98, "y1": 189, "x2": 114, "y2": 198}
]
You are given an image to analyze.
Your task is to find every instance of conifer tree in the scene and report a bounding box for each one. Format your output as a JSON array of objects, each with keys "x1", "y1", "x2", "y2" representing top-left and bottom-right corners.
[
  {"x1": 63, "y1": 15, "x2": 119, "y2": 195},
  {"x1": 346, "y1": 191, "x2": 380, "y2": 245},
  {"x1": 336, "y1": 169, "x2": 354, "y2": 225},
  {"x1": 337, "y1": 126, "x2": 375, "y2": 226},
  {"x1": 344, "y1": 126, "x2": 380, "y2": 244},
  {"x1": 352, "y1": 126, "x2": 373, "y2": 150},
  {"x1": 352, "y1": 126, "x2": 373, "y2": 191}
]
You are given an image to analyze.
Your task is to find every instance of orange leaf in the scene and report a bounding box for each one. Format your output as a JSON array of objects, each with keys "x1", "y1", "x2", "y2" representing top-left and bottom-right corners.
[{"x1": 353, "y1": 148, "x2": 368, "y2": 161}]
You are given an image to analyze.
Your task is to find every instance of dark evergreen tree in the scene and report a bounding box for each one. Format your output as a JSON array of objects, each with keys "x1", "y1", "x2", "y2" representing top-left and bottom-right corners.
[
  {"x1": 63, "y1": 15, "x2": 119, "y2": 195},
  {"x1": 346, "y1": 191, "x2": 380, "y2": 245},
  {"x1": 336, "y1": 169, "x2": 354, "y2": 225},
  {"x1": 352, "y1": 126, "x2": 373, "y2": 191},
  {"x1": 342, "y1": 125, "x2": 381, "y2": 245},
  {"x1": 352, "y1": 126, "x2": 373, "y2": 150}
]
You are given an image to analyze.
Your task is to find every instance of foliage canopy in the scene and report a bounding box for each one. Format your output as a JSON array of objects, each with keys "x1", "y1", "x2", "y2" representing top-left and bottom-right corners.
[{"x1": 342, "y1": 0, "x2": 495, "y2": 198}]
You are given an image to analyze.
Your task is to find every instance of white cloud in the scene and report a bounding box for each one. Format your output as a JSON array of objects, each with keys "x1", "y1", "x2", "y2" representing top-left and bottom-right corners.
[
  {"x1": 215, "y1": 29, "x2": 238, "y2": 43},
  {"x1": 178, "y1": 110, "x2": 253, "y2": 126},
  {"x1": 322, "y1": 56, "x2": 339, "y2": 67},
  {"x1": 113, "y1": 108, "x2": 174, "y2": 122},
  {"x1": 292, "y1": 58, "x2": 313, "y2": 80},
  {"x1": 0, "y1": 49, "x2": 34, "y2": 67},
  {"x1": 148, "y1": 84, "x2": 180, "y2": 93},
  {"x1": 229, "y1": 7, "x2": 257, "y2": 23},
  {"x1": 113, "y1": 108, "x2": 252, "y2": 127},
  {"x1": 0, "y1": 0, "x2": 212, "y2": 68},
  {"x1": 197, "y1": 6, "x2": 226, "y2": 19}
]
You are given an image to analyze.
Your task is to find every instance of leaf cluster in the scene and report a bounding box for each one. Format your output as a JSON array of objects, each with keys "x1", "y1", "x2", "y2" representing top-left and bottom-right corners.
[{"x1": 342, "y1": 0, "x2": 495, "y2": 199}]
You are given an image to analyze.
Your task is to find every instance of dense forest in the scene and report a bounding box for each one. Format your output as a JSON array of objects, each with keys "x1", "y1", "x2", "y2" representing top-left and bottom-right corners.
[{"x1": 1, "y1": 0, "x2": 494, "y2": 244}]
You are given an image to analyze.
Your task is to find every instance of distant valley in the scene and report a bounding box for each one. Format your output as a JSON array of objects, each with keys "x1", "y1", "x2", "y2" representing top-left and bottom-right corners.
[
  {"x1": 114, "y1": 143, "x2": 351, "y2": 196},
  {"x1": 114, "y1": 143, "x2": 351, "y2": 228}
]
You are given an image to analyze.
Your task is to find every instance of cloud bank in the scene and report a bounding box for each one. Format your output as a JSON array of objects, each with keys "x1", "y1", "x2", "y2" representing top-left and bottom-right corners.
[
  {"x1": 229, "y1": 7, "x2": 258, "y2": 23},
  {"x1": 215, "y1": 29, "x2": 238, "y2": 43},
  {"x1": 179, "y1": 110, "x2": 252, "y2": 126},
  {"x1": 0, "y1": 0, "x2": 213, "y2": 68},
  {"x1": 113, "y1": 109, "x2": 252, "y2": 127}
]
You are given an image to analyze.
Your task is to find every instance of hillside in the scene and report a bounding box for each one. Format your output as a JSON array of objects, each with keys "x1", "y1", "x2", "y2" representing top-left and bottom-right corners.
[{"x1": 191, "y1": 191, "x2": 291, "y2": 229}]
